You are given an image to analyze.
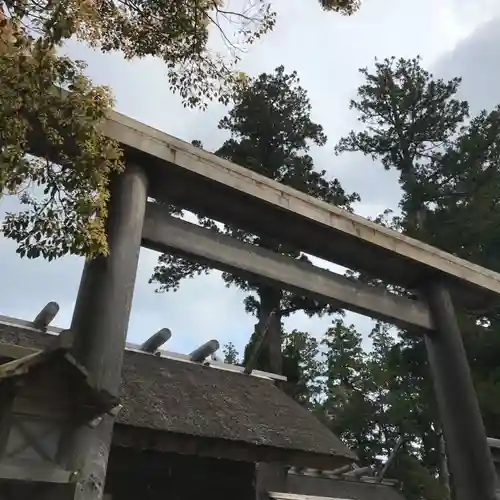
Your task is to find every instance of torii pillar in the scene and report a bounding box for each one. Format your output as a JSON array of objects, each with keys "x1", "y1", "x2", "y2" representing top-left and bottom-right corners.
[
  {"x1": 424, "y1": 282, "x2": 498, "y2": 500},
  {"x1": 60, "y1": 164, "x2": 148, "y2": 499}
]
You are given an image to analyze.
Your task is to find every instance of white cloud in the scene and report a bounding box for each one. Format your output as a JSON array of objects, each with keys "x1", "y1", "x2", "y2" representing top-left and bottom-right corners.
[{"x1": 2, "y1": 1, "x2": 500, "y2": 360}]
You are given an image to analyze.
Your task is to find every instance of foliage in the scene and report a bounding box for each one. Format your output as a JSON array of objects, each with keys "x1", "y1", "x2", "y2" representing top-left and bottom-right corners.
[
  {"x1": 221, "y1": 314, "x2": 449, "y2": 497},
  {"x1": 335, "y1": 56, "x2": 469, "y2": 235},
  {"x1": 222, "y1": 341, "x2": 240, "y2": 364},
  {"x1": 0, "y1": 16, "x2": 123, "y2": 258},
  {"x1": 319, "y1": 0, "x2": 361, "y2": 15},
  {"x1": 317, "y1": 318, "x2": 448, "y2": 499},
  {"x1": 222, "y1": 327, "x2": 323, "y2": 408},
  {"x1": 0, "y1": 0, "x2": 277, "y2": 258},
  {"x1": 0, "y1": 0, "x2": 263, "y2": 261},
  {"x1": 1, "y1": 0, "x2": 365, "y2": 260},
  {"x1": 151, "y1": 65, "x2": 358, "y2": 374},
  {"x1": 3, "y1": 0, "x2": 277, "y2": 108},
  {"x1": 335, "y1": 54, "x2": 500, "y2": 498},
  {"x1": 320, "y1": 319, "x2": 373, "y2": 459},
  {"x1": 281, "y1": 329, "x2": 323, "y2": 407}
]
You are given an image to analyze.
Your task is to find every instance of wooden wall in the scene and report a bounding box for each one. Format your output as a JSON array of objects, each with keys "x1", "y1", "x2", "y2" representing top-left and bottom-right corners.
[
  {"x1": 104, "y1": 446, "x2": 256, "y2": 500},
  {"x1": 286, "y1": 473, "x2": 405, "y2": 500}
]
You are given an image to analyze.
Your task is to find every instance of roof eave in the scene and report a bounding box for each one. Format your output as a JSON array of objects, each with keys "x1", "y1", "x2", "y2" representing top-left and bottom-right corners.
[{"x1": 112, "y1": 424, "x2": 357, "y2": 470}]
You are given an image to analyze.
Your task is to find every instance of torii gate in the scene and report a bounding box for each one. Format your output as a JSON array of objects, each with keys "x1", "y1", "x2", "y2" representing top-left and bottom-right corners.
[{"x1": 14, "y1": 108, "x2": 500, "y2": 499}]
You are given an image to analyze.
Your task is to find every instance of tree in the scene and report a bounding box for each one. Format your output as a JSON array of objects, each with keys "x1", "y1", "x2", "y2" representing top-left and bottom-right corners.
[
  {"x1": 223, "y1": 341, "x2": 240, "y2": 364},
  {"x1": 1, "y1": 0, "x2": 365, "y2": 261},
  {"x1": 0, "y1": 0, "x2": 277, "y2": 259},
  {"x1": 151, "y1": 65, "x2": 358, "y2": 375},
  {"x1": 319, "y1": 0, "x2": 360, "y2": 14},
  {"x1": 222, "y1": 328, "x2": 323, "y2": 407},
  {"x1": 320, "y1": 318, "x2": 374, "y2": 460},
  {"x1": 0, "y1": 17, "x2": 124, "y2": 259},
  {"x1": 367, "y1": 324, "x2": 447, "y2": 500},
  {"x1": 336, "y1": 55, "x2": 500, "y2": 498},
  {"x1": 318, "y1": 317, "x2": 447, "y2": 499},
  {"x1": 336, "y1": 56, "x2": 469, "y2": 237},
  {"x1": 281, "y1": 329, "x2": 323, "y2": 407},
  {"x1": 3, "y1": 0, "x2": 277, "y2": 107}
]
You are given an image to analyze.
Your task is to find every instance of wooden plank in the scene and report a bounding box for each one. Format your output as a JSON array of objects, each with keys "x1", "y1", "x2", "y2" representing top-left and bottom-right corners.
[
  {"x1": 0, "y1": 460, "x2": 73, "y2": 483},
  {"x1": 102, "y1": 109, "x2": 500, "y2": 311},
  {"x1": 0, "y1": 350, "x2": 54, "y2": 380},
  {"x1": 488, "y1": 437, "x2": 500, "y2": 450},
  {"x1": 0, "y1": 344, "x2": 40, "y2": 360},
  {"x1": 268, "y1": 492, "x2": 349, "y2": 500},
  {"x1": 142, "y1": 203, "x2": 434, "y2": 332},
  {"x1": 488, "y1": 438, "x2": 500, "y2": 464}
]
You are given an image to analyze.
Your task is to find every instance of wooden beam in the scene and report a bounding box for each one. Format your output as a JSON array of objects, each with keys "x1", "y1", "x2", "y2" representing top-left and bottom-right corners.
[
  {"x1": 268, "y1": 493, "x2": 337, "y2": 500},
  {"x1": 61, "y1": 164, "x2": 149, "y2": 500},
  {"x1": 27, "y1": 99, "x2": 500, "y2": 310},
  {"x1": 0, "y1": 315, "x2": 287, "y2": 381},
  {"x1": 102, "y1": 109, "x2": 500, "y2": 312},
  {"x1": 142, "y1": 203, "x2": 434, "y2": 333},
  {"x1": 0, "y1": 460, "x2": 73, "y2": 483},
  {"x1": 0, "y1": 343, "x2": 40, "y2": 360}
]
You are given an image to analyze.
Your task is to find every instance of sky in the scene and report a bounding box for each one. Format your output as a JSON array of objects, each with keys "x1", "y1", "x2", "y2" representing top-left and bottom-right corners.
[{"x1": 1, "y1": 0, "x2": 500, "y2": 359}]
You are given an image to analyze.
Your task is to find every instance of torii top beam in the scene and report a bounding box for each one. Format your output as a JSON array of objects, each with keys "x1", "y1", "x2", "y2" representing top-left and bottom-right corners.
[{"x1": 103, "y1": 110, "x2": 500, "y2": 314}]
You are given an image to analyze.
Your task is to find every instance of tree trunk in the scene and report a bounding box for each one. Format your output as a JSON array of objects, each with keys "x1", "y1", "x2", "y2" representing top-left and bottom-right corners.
[
  {"x1": 256, "y1": 286, "x2": 286, "y2": 500},
  {"x1": 258, "y1": 285, "x2": 283, "y2": 375}
]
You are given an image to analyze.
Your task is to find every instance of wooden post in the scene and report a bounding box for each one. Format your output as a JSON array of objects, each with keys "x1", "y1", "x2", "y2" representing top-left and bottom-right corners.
[
  {"x1": 61, "y1": 164, "x2": 148, "y2": 500},
  {"x1": 423, "y1": 281, "x2": 498, "y2": 500},
  {"x1": 255, "y1": 462, "x2": 287, "y2": 500}
]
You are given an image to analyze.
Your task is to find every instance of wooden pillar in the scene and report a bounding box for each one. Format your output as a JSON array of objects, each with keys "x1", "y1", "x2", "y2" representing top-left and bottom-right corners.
[
  {"x1": 255, "y1": 462, "x2": 287, "y2": 500},
  {"x1": 423, "y1": 281, "x2": 498, "y2": 500},
  {"x1": 62, "y1": 164, "x2": 148, "y2": 500}
]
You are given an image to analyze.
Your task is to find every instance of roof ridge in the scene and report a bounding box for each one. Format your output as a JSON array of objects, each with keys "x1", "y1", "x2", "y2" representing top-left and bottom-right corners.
[{"x1": 0, "y1": 314, "x2": 286, "y2": 382}]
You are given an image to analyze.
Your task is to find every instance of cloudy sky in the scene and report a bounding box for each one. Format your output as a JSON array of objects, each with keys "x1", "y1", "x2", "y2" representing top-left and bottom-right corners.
[{"x1": 1, "y1": 0, "x2": 500, "y2": 360}]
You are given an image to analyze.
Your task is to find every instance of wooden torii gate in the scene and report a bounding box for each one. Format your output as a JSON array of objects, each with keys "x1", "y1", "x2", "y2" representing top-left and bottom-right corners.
[{"x1": 12, "y1": 108, "x2": 500, "y2": 499}]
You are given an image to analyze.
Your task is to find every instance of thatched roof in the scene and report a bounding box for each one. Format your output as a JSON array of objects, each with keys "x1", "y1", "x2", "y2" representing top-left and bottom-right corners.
[{"x1": 0, "y1": 320, "x2": 357, "y2": 468}]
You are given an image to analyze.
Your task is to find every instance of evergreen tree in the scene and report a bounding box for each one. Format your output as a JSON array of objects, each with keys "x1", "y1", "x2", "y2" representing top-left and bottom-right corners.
[
  {"x1": 320, "y1": 319, "x2": 374, "y2": 461},
  {"x1": 222, "y1": 342, "x2": 240, "y2": 364},
  {"x1": 221, "y1": 328, "x2": 323, "y2": 407},
  {"x1": 282, "y1": 329, "x2": 323, "y2": 407},
  {"x1": 336, "y1": 54, "x2": 500, "y2": 498},
  {"x1": 151, "y1": 66, "x2": 358, "y2": 375}
]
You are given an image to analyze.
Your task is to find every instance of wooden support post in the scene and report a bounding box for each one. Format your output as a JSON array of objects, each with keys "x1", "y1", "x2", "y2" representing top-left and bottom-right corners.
[
  {"x1": 423, "y1": 281, "x2": 498, "y2": 500},
  {"x1": 255, "y1": 462, "x2": 287, "y2": 500},
  {"x1": 60, "y1": 165, "x2": 148, "y2": 500}
]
